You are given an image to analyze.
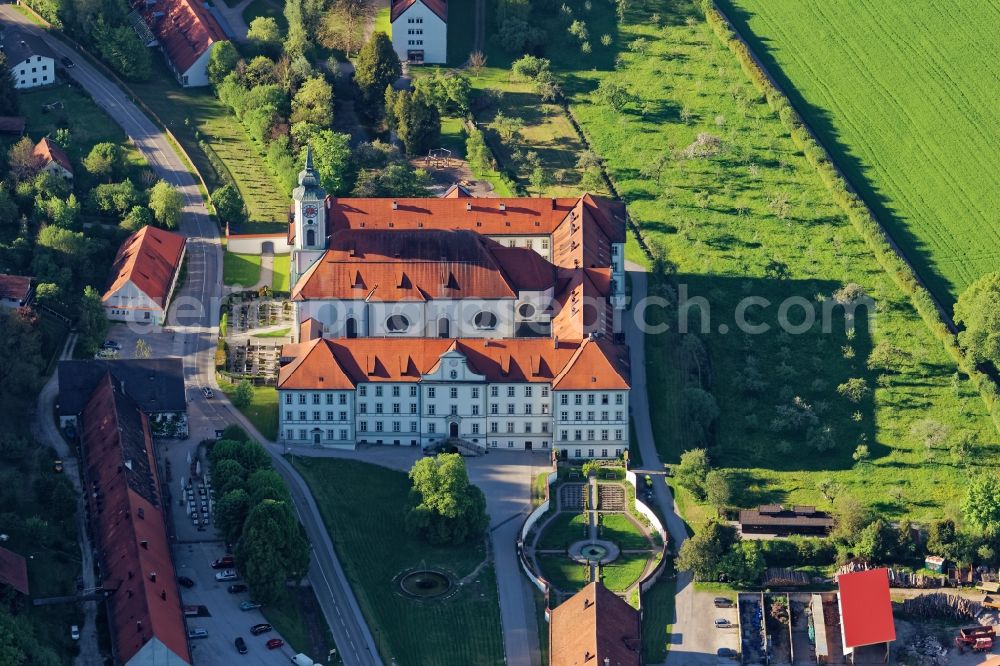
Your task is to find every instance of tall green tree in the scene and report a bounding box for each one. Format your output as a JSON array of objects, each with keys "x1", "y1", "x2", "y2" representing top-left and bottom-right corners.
[
  {"x1": 92, "y1": 18, "x2": 151, "y2": 81},
  {"x1": 955, "y1": 272, "x2": 1000, "y2": 369},
  {"x1": 0, "y1": 309, "x2": 44, "y2": 424},
  {"x1": 353, "y1": 33, "x2": 401, "y2": 108},
  {"x1": 77, "y1": 286, "x2": 108, "y2": 357},
  {"x1": 291, "y1": 76, "x2": 334, "y2": 127},
  {"x1": 963, "y1": 475, "x2": 1000, "y2": 532},
  {"x1": 149, "y1": 181, "x2": 184, "y2": 229},
  {"x1": 247, "y1": 469, "x2": 290, "y2": 506},
  {"x1": 235, "y1": 500, "x2": 310, "y2": 603},
  {"x1": 318, "y1": 0, "x2": 375, "y2": 56},
  {"x1": 0, "y1": 54, "x2": 19, "y2": 116},
  {"x1": 308, "y1": 130, "x2": 352, "y2": 194},
  {"x1": 208, "y1": 41, "x2": 240, "y2": 88},
  {"x1": 386, "y1": 88, "x2": 441, "y2": 156},
  {"x1": 83, "y1": 143, "x2": 123, "y2": 182},
  {"x1": 674, "y1": 448, "x2": 710, "y2": 499},
  {"x1": 211, "y1": 185, "x2": 247, "y2": 227},
  {"x1": 215, "y1": 489, "x2": 251, "y2": 546},
  {"x1": 210, "y1": 438, "x2": 270, "y2": 473},
  {"x1": 405, "y1": 453, "x2": 488, "y2": 545},
  {"x1": 247, "y1": 17, "x2": 282, "y2": 56}
]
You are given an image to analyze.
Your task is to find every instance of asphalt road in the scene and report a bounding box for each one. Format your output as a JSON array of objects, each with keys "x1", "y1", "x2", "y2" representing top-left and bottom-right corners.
[{"x1": 1, "y1": 7, "x2": 382, "y2": 664}]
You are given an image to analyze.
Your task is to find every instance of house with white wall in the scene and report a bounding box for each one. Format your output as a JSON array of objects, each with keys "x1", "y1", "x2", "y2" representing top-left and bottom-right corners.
[
  {"x1": 390, "y1": 0, "x2": 447, "y2": 64},
  {"x1": 103, "y1": 226, "x2": 186, "y2": 325},
  {"x1": 33, "y1": 138, "x2": 73, "y2": 180},
  {"x1": 2, "y1": 29, "x2": 55, "y2": 89},
  {"x1": 140, "y1": 0, "x2": 228, "y2": 87}
]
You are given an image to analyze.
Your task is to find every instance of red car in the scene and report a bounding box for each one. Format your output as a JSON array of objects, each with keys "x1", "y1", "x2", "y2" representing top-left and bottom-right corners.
[
  {"x1": 212, "y1": 556, "x2": 235, "y2": 569},
  {"x1": 266, "y1": 638, "x2": 284, "y2": 650}
]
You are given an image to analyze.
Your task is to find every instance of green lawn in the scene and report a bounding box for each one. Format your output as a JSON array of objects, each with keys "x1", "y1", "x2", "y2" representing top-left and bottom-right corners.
[
  {"x1": 272, "y1": 253, "x2": 291, "y2": 292},
  {"x1": 223, "y1": 252, "x2": 262, "y2": 287},
  {"x1": 252, "y1": 327, "x2": 291, "y2": 338},
  {"x1": 373, "y1": 5, "x2": 390, "y2": 37},
  {"x1": 262, "y1": 586, "x2": 339, "y2": 663},
  {"x1": 718, "y1": 0, "x2": 1000, "y2": 308},
  {"x1": 600, "y1": 553, "x2": 650, "y2": 593},
  {"x1": 641, "y1": 578, "x2": 676, "y2": 662},
  {"x1": 600, "y1": 513, "x2": 650, "y2": 551},
  {"x1": 220, "y1": 382, "x2": 279, "y2": 440},
  {"x1": 530, "y1": 0, "x2": 999, "y2": 523},
  {"x1": 243, "y1": 0, "x2": 288, "y2": 32},
  {"x1": 288, "y1": 458, "x2": 504, "y2": 666},
  {"x1": 128, "y1": 57, "x2": 291, "y2": 226},
  {"x1": 536, "y1": 511, "x2": 588, "y2": 551},
  {"x1": 537, "y1": 554, "x2": 591, "y2": 594}
]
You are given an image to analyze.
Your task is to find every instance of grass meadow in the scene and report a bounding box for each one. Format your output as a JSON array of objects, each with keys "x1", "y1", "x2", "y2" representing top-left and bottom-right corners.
[
  {"x1": 288, "y1": 457, "x2": 504, "y2": 666},
  {"x1": 220, "y1": 382, "x2": 279, "y2": 440},
  {"x1": 718, "y1": 0, "x2": 1000, "y2": 307},
  {"x1": 223, "y1": 252, "x2": 262, "y2": 287},
  {"x1": 272, "y1": 253, "x2": 291, "y2": 292},
  {"x1": 514, "y1": 0, "x2": 1000, "y2": 524}
]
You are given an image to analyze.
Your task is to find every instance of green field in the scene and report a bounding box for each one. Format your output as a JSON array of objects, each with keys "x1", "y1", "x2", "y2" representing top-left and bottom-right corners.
[
  {"x1": 600, "y1": 553, "x2": 650, "y2": 593},
  {"x1": 128, "y1": 58, "x2": 290, "y2": 226},
  {"x1": 600, "y1": 513, "x2": 650, "y2": 551},
  {"x1": 288, "y1": 458, "x2": 504, "y2": 666},
  {"x1": 220, "y1": 382, "x2": 278, "y2": 440},
  {"x1": 536, "y1": 512, "x2": 588, "y2": 551},
  {"x1": 223, "y1": 252, "x2": 262, "y2": 287},
  {"x1": 515, "y1": 0, "x2": 1000, "y2": 523},
  {"x1": 537, "y1": 554, "x2": 591, "y2": 594},
  {"x1": 272, "y1": 253, "x2": 291, "y2": 292},
  {"x1": 641, "y1": 578, "x2": 675, "y2": 662},
  {"x1": 718, "y1": 0, "x2": 1000, "y2": 307}
]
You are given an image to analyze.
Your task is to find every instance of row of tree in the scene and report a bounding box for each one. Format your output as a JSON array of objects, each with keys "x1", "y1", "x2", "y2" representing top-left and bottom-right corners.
[{"x1": 209, "y1": 427, "x2": 310, "y2": 604}]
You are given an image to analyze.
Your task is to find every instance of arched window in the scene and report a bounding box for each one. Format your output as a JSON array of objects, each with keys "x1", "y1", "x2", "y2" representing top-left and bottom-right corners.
[
  {"x1": 386, "y1": 314, "x2": 409, "y2": 332},
  {"x1": 346, "y1": 317, "x2": 358, "y2": 338},
  {"x1": 438, "y1": 318, "x2": 450, "y2": 338},
  {"x1": 474, "y1": 311, "x2": 497, "y2": 329},
  {"x1": 306, "y1": 228, "x2": 316, "y2": 246}
]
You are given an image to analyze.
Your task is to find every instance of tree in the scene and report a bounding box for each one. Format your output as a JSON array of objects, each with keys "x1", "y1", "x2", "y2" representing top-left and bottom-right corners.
[
  {"x1": 705, "y1": 470, "x2": 732, "y2": 510},
  {"x1": 235, "y1": 500, "x2": 310, "y2": 603},
  {"x1": 233, "y1": 379, "x2": 254, "y2": 409},
  {"x1": 353, "y1": 33, "x2": 401, "y2": 108},
  {"x1": 0, "y1": 309, "x2": 44, "y2": 422},
  {"x1": 491, "y1": 111, "x2": 524, "y2": 143},
  {"x1": 851, "y1": 444, "x2": 870, "y2": 465},
  {"x1": 83, "y1": 142, "x2": 122, "y2": 181},
  {"x1": 134, "y1": 339, "x2": 152, "y2": 359},
  {"x1": 867, "y1": 342, "x2": 911, "y2": 371},
  {"x1": 210, "y1": 438, "x2": 270, "y2": 473},
  {"x1": 681, "y1": 387, "x2": 719, "y2": 447},
  {"x1": 149, "y1": 181, "x2": 184, "y2": 229},
  {"x1": 122, "y1": 206, "x2": 154, "y2": 231},
  {"x1": 211, "y1": 185, "x2": 247, "y2": 226},
  {"x1": 836, "y1": 378, "x2": 869, "y2": 403},
  {"x1": 405, "y1": 454, "x2": 489, "y2": 545},
  {"x1": 955, "y1": 272, "x2": 1000, "y2": 369},
  {"x1": 0, "y1": 54, "x2": 19, "y2": 116},
  {"x1": 7, "y1": 138, "x2": 42, "y2": 183},
  {"x1": 291, "y1": 76, "x2": 334, "y2": 126},
  {"x1": 318, "y1": 0, "x2": 375, "y2": 56},
  {"x1": 309, "y1": 130, "x2": 352, "y2": 194},
  {"x1": 208, "y1": 41, "x2": 240, "y2": 87},
  {"x1": 352, "y1": 162, "x2": 428, "y2": 197},
  {"x1": 247, "y1": 469, "x2": 290, "y2": 506},
  {"x1": 0, "y1": 605, "x2": 61, "y2": 666},
  {"x1": 77, "y1": 286, "x2": 108, "y2": 357},
  {"x1": 910, "y1": 418, "x2": 951, "y2": 452},
  {"x1": 92, "y1": 19, "x2": 151, "y2": 80},
  {"x1": 832, "y1": 495, "x2": 872, "y2": 544},
  {"x1": 676, "y1": 521, "x2": 741, "y2": 581},
  {"x1": 853, "y1": 519, "x2": 898, "y2": 563},
  {"x1": 927, "y1": 519, "x2": 961, "y2": 561},
  {"x1": 962, "y1": 475, "x2": 1000, "y2": 532},
  {"x1": 511, "y1": 55, "x2": 551, "y2": 81},
  {"x1": 247, "y1": 17, "x2": 282, "y2": 55},
  {"x1": 215, "y1": 489, "x2": 250, "y2": 546},
  {"x1": 385, "y1": 89, "x2": 441, "y2": 156},
  {"x1": 596, "y1": 79, "x2": 633, "y2": 112},
  {"x1": 674, "y1": 448, "x2": 710, "y2": 499}
]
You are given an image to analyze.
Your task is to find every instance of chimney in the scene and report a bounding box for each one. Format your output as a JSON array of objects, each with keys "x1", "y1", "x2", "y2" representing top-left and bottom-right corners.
[
  {"x1": 499, "y1": 202, "x2": 506, "y2": 211},
  {"x1": 149, "y1": 571, "x2": 156, "y2": 582},
  {"x1": 466, "y1": 202, "x2": 472, "y2": 211},
  {"x1": 136, "y1": 621, "x2": 142, "y2": 633},
  {"x1": 392, "y1": 200, "x2": 398, "y2": 210},
  {"x1": 140, "y1": 540, "x2": 148, "y2": 550},
  {"x1": 552, "y1": 198, "x2": 556, "y2": 209},
  {"x1": 553, "y1": 336, "x2": 559, "y2": 349}
]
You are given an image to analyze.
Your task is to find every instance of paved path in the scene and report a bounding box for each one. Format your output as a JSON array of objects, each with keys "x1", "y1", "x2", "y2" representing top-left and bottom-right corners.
[
  {"x1": 1, "y1": 7, "x2": 383, "y2": 665},
  {"x1": 212, "y1": 0, "x2": 253, "y2": 42},
  {"x1": 624, "y1": 264, "x2": 713, "y2": 665}
]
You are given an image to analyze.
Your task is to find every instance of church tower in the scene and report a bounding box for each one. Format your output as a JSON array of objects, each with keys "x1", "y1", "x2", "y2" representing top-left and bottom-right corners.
[{"x1": 291, "y1": 146, "x2": 327, "y2": 286}]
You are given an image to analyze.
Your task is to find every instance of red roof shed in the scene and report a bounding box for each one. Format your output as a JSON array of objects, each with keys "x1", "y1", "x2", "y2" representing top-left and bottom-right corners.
[{"x1": 837, "y1": 568, "x2": 896, "y2": 650}]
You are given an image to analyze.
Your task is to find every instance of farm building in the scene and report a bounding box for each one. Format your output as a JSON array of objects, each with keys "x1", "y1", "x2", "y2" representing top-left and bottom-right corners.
[
  {"x1": 549, "y1": 581, "x2": 640, "y2": 666},
  {"x1": 739, "y1": 504, "x2": 835, "y2": 536},
  {"x1": 102, "y1": 226, "x2": 186, "y2": 324},
  {"x1": 837, "y1": 568, "x2": 895, "y2": 663},
  {"x1": 0, "y1": 274, "x2": 34, "y2": 309},
  {"x1": 1, "y1": 28, "x2": 55, "y2": 89},
  {"x1": 0, "y1": 117, "x2": 26, "y2": 135},
  {"x1": 390, "y1": 0, "x2": 447, "y2": 64}
]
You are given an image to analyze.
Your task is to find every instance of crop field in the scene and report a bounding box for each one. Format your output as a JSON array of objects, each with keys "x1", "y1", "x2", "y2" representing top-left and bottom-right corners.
[
  {"x1": 289, "y1": 458, "x2": 504, "y2": 666},
  {"x1": 716, "y1": 0, "x2": 1000, "y2": 307},
  {"x1": 517, "y1": 0, "x2": 1000, "y2": 523}
]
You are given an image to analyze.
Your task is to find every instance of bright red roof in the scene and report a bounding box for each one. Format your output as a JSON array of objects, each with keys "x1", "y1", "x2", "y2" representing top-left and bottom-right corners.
[
  {"x1": 390, "y1": 0, "x2": 447, "y2": 23},
  {"x1": 80, "y1": 374, "x2": 190, "y2": 665},
  {"x1": 145, "y1": 0, "x2": 227, "y2": 74},
  {"x1": 104, "y1": 226, "x2": 186, "y2": 306},
  {"x1": 278, "y1": 337, "x2": 629, "y2": 390},
  {"x1": 550, "y1": 582, "x2": 641, "y2": 666},
  {"x1": 837, "y1": 568, "x2": 896, "y2": 648},
  {"x1": 33, "y1": 137, "x2": 73, "y2": 175}
]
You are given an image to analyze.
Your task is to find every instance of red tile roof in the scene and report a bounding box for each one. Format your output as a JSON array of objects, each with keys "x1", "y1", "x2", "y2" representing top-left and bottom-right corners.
[
  {"x1": 837, "y1": 568, "x2": 896, "y2": 649},
  {"x1": 291, "y1": 229, "x2": 554, "y2": 302},
  {"x1": 550, "y1": 582, "x2": 641, "y2": 666},
  {"x1": 0, "y1": 546, "x2": 29, "y2": 595},
  {"x1": 80, "y1": 374, "x2": 190, "y2": 665},
  {"x1": 33, "y1": 137, "x2": 72, "y2": 175},
  {"x1": 145, "y1": 0, "x2": 227, "y2": 74},
  {"x1": 299, "y1": 317, "x2": 323, "y2": 341},
  {"x1": 278, "y1": 337, "x2": 629, "y2": 390},
  {"x1": 390, "y1": 0, "x2": 447, "y2": 23},
  {"x1": 104, "y1": 226, "x2": 186, "y2": 307},
  {"x1": 0, "y1": 274, "x2": 33, "y2": 303}
]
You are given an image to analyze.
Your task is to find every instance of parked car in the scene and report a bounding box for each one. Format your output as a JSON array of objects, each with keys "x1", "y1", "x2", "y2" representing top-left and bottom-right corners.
[
  {"x1": 177, "y1": 576, "x2": 195, "y2": 588},
  {"x1": 228, "y1": 584, "x2": 248, "y2": 594},
  {"x1": 61, "y1": 56, "x2": 75, "y2": 68},
  {"x1": 215, "y1": 569, "x2": 238, "y2": 582},
  {"x1": 713, "y1": 597, "x2": 734, "y2": 608},
  {"x1": 183, "y1": 605, "x2": 200, "y2": 617},
  {"x1": 202, "y1": 386, "x2": 214, "y2": 399},
  {"x1": 239, "y1": 601, "x2": 262, "y2": 611},
  {"x1": 717, "y1": 647, "x2": 738, "y2": 658},
  {"x1": 266, "y1": 638, "x2": 284, "y2": 650},
  {"x1": 235, "y1": 637, "x2": 248, "y2": 655},
  {"x1": 70, "y1": 625, "x2": 80, "y2": 640},
  {"x1": 187, "y1": 628, "x2": 208, "y2": 639},
  {"x1": 250, "y1": 623, "x2": 272, "y2": 636},
  {"x1": 101, "y1": 340, "x2": 122, "y2": 351},
  {"x1": 714, "y1": 618, "x2": 732, "y2": 628},
  {"x1": 212, "y1": 556, "x2": 235, "y2": 569},
  {"x1": 53, "y1": 459, "x2": 64, "y2": 473}
]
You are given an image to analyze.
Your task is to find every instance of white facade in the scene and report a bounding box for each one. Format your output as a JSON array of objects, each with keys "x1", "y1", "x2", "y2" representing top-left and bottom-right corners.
[
  {"x1": 10, "y1": 54, "x2": 54, "y2": 89},
  {"x1": 170, "y1": 43, "x2": 214, "y2": 88},
  {"x1": 391, "y1": 1, "x2": 447, "y2": 65},
  {"x1": 41, "y1": 160, "x2": 72, "y2": 180},
  {"x1": 104, "y1": 245, "x2": 186, "y2": 325}
]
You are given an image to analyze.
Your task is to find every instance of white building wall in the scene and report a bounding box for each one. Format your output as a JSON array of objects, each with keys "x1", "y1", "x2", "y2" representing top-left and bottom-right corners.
[
  {"x1": 178, "y1": 44, "x2": 214, "y2": 87},
  {"x1": 487, "y1": 234, "x2": 552, "y2": 261},
  {"x1": 12, "y1": 55, "x2": 54, "y2": 89},
  {"x1": 391, "y1": 2, "x2": 447, "y2": 64},
  {"x1": 103, "y1": 281, "x2": 165, "y2": 325},
  {"x1": 553, "y1": 389, "x2": 629, "y2": 460},
  {"x1": 279, "y1": 389, "x2": 356, "y2": 446},
  {"x1": 227, "y1": 235, "x2": 292, "y2": 255}
]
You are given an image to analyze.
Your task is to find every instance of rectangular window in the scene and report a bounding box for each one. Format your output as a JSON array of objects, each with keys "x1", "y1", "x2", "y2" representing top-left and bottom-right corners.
[
  {"x1": 491, "y1": 386, "x2": 499, "y2": 397},
  {"x1": 491, "y1": 404, "x2": 498, "y2": 415},
  {"x1": 428, "y1": 423, "x2": 436, "y2": 434},
  {"x1": 360, "y1": 404, "x2": 367, "y2": 414},
  {"x1": 506, "y1": 422, "x2": 515, "y2": 433},
  {"x1": 616, "y1": 411, "x2": 623, "y2": 420},
  {"x1": 587, "y1": 395, "x2": 595, "y2": 406},
  {"x1": 542, "y1": 422, "x2": 550, "y2": 433},
  {"x1": 393, "y1": 403, "x2": 400, "y2": 413},
  {"x1": 375, "y1": 386, "x2": 383, "y2": 397},
  {"x1": 524, "y1": 405, "x2": 533, "y2": 415},
  {"x1": 507, "y1": 386, "x2": 516, "y2": 397},
  {"x1": 360, "y1": 421, "x2": 368, "y2": 432},
  {"x1": 287, "y1": 429, "x2": 294, "y2": 439},
  {"x1": 299, "y1": 429, "x2": 306, "y2": 440},
  {"x1": 376, "y1": 421, "x2": 384, "y2": 432},
  {"x1": 560, "y1": 394, "x2": 568, "y2": 405},
  {"x1": 542, "y1": 239, "x2": 549, "y2": 250},
  {"x1": 326, "y1": 394, "x2": 334, "y2": 405},
  {"x1": 507, "y1": 404, "x2": 515, "y2": 415},
  {"x1": 327, "y1": 429, "x2": 335, "y2": 440},
  {"x1": 472, "y1": 405, "x2": 480, "y2": 415},
  {"x1": 615, "y1": 429, "x2": 623, "y2": 440},
  {"x1": 410, "y1": 386, "x2": 418, "y2": 397},
  {"x1": 472, "y1": 423, "x2": 480, "y2": 434},
  {"x1": 285, "y1": 394, "x2": 292, "y2": 404},
  {"x1": 560, "y1": 411, "x2": 568, "y2": 420},
  {"x1": 340, "y1": 411, "x2": 348, "y2": 421},
  {"x1": 312, "y1": 394, "x2": 321, "y2": 405},
  {"x1": 299, "y1": 394, "x2": 307, "y2": 404},
  {"x1": 410, "y1": 421, "x2": 417, "y2": 432},
  {"x1": 524, "y1": 423, "x2": 532, "y2": 434},
  {"x1": 392, "y1": 386, "x2": 400, "y2": 397},
  {"x1": 428, "y1": 387, "x2": 436, "y2": 398},
  {"x1": 575, "y1": 430, "x2": 582, "y2": 441},
  {"x1": 524, "y1": 386, "x2": 533, "y2": 398},
  {"x1": 588, "y1": 411, "x2": 595, "y2": 420},
  {"x1": 299, "y1": 411, "x2": 306, "y2": 420},
  {"x1": 587, "y1": 429, "x2": 595, "y2": 440},
  {"x1": 575, "y1": 411, "x2": 582, "y2": 420},
  {"x1": 602, "y1": 449, "x2": 608, "y2": 458},
  {"x1": 312, "y1": 411, "x2": 320, "y2": 420},
  {"x1": 615, "y1": 394, "x2": 624, "y2": 405},
  {"x1": 410, "y1": 404, "x2": 417, "y2": 414},
  {"x1": 542, "y1": 387, "x2": 550, "y2": 397},
  {"x1": 340, "y1": 394, "x2": 348, "y2": 404},
  {"x1": 508, "y1": 441, "x2": 514, "y2": 448},
  {"x1": 574, "y1": 394, "x2": 582, "y2": 405},
  {"x1": 560, "y1": 430, "x2": 568, "y2": 441},
  {"x1": 472, "y1": 387, "x2": 480, "y2": 399},
  {"x1": 359, "y1": 386, "x2": 367, "y2": 396},
  {"x1": 393, "y1": 421, "x2": 401, "y2": 432},
  {"x1": 326, "y1": 411, "x2": 333, "y2": 420},
  {"x1": 450, "y1": 405, "x2": 458, "y2": 415},
  {"x1": 490, "y1": 422, "x2": 499, "y2": 433},
  {"x1": 428, "y1": 405, "x2": 436, "y2": 415},
  {"x1": 285, "y1": 411, "x2": 292, "y2": 420},
  {"x1": 601, "y1": 430, "x2": 609, "y2": 441},
  {"x1": 340, "y1": 429, "x2": 348, "y2": 440},
  {"x1": 375, "y1": 403, "x2": 383, "y2": 414},
  {"x1": 450, "y1": 387, "x2": 458, "y2": 399}
]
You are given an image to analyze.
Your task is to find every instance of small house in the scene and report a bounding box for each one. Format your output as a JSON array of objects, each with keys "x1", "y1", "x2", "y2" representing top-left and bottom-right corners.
[
  {"x1": 33, "y1": 138, "x2": 73, "y2": 180},
  {"x1": 1, "y1": 28, "x2": 55, "y2": 89},
  {"x1": 0, "y1": 274, "x2": 34, "y2": 309},
  {"x1": 739, "y1": 504, "x2": 835, "y2": 536},
  {"x1": 390, "y1": 0, "x2": 447, "y2": 64},
  {"x1": 103, "y1": 226, "x2": 186, "y2": 324}
]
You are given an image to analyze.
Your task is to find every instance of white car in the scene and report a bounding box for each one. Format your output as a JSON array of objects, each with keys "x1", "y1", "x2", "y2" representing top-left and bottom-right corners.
[
  {"x1": 215, "y1": 569, "x2": 238, "y2": 582},
  {"x1": 70, "y1": 625, "x2": 80, "y2": 640},
  {"x1": 188, "y1": 628, "x2": 209, "y2": 639}
]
